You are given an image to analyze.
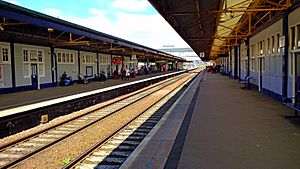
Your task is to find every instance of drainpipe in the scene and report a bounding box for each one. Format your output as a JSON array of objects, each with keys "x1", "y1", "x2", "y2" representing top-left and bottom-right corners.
[
  {"x1": 10, "y1": 42, "x2": 16, "y2": 88},
  {"x1": 50, "y1": 46, "x2": 55, "y2": 84}
]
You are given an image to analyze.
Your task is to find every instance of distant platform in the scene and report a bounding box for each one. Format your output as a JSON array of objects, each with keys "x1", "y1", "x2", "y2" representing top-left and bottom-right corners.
[{"x1": 0, "y1": 71, "x2": 177, "y2": 111}]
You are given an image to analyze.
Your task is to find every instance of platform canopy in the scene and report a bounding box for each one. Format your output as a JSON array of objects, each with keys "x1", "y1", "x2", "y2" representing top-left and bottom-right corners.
[
  {"x1": 149, "y1": 0, "x2": 293, "y2": 60},
  {"x1": 0, "y1": 1, "x2": 185, "y2": 62}
]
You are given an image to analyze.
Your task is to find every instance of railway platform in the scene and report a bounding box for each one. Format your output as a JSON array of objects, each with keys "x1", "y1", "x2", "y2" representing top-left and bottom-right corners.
[
  {"x1": 0, "y1": 71, "x2": 174, "y2": 111},
  {"x1": 123, "y1": 72, "x2": 300, "y2": 169}
]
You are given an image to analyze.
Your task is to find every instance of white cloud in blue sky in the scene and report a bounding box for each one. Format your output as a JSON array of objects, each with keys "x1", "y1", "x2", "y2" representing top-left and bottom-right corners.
[
  {"x1": 111, "y1": 0, "x2": 150, "y2": 12},
  {"x1": 2, "y1": 0, "x2": 191, "y2": 49}
]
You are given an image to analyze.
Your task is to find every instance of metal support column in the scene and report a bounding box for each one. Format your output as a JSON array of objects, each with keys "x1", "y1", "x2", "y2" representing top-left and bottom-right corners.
[
  {"x1": 282, "y1": 11, "x2": 289, "y2": 98},
  {"x1": 50, "y1": 46, "x2": 55, "y2": 84},
  {"x1": 96, "y1": 53, "x2": 99, "y2": 75}
]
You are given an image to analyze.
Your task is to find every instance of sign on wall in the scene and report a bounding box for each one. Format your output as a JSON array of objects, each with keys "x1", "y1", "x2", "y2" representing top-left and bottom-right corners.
[
  {"x1": 200, "y1": 52, "x2": 205, "y2": 58},
  {"x1": 279, "y1": 36, "x2": 285, "y2": 48}
]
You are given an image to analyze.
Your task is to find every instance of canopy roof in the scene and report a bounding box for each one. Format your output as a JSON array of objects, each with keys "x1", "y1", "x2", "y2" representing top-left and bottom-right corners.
[
  {"x1": 149, "y1": 0, "x2": 293, "y2": 60},
  {"x1": 0, "y1": 1, "x2": 186, "y2": 62}
]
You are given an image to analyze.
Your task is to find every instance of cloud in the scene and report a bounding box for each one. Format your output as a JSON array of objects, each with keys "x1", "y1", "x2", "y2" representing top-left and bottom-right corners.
[
  {"x1": 111, "y1": 0, "x2": 150, "y2": 12},
  {"x1": 112, "y1": 12, "x2": 189, "y2": 48},
  {"x1": 89, "y1": 8, "x2": 106, "y2": 16},
  {"x1": 43, "y1": 8, "x2": 63, "y2": 18}
]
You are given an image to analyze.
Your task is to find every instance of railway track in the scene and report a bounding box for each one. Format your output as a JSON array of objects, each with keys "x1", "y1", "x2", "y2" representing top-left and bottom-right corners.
[
  {"x1": 63, "y1": 71, "x2": 200, "y2": 169},
  {"x1": 0, "y1": 71, "x2": 200, "y2": 169}
]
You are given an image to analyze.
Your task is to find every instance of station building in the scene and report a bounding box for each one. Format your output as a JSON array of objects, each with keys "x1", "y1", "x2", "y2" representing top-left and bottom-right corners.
[
  {"x1": 158, "y1": 47, "x2": 205, "y2": 69},
  {"x1": 0, "y1": 2, "x2": 185, "y2": 94},
  {"x1": 150, "y1": 0, "x2": 300, "y2": 103}
]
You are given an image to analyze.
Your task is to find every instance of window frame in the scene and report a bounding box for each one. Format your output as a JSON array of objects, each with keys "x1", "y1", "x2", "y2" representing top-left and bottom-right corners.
[
  {"x1": 22, "y1": 48, "x2": 45, "y2": 78},
  {"x1": 0, "y1": 46, "x2": 10, "y2": 64},
  {"x1": 57, "y1": 51, "x2": 75, "y2": 64}
]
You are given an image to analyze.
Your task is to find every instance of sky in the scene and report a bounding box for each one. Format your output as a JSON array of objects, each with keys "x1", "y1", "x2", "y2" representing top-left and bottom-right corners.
[{"x1": 3, "y1": 0, "x2": 191, "y2": 50}]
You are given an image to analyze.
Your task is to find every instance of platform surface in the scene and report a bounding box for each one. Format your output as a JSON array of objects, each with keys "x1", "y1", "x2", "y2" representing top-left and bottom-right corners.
[
  {"x1": 124, "y1": 72, "x2": 300, "y2": 169},
  {"x1": 0, "y1": 71, "x2": 173, "y2": 111}
]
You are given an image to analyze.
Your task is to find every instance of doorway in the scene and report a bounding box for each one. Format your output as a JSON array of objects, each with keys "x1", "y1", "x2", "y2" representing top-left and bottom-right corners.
[
  {"x1": 31, "y1": 64, "x2": 38, "y2": 89},
  {"x1": 295, "y1": 52, "x2": 300, "y2": 104},
  {"x1": 258, "y1": 57, "x2": 263, "y2": 92}
]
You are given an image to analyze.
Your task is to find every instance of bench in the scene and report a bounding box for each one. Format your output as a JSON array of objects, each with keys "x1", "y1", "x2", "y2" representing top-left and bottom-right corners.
[
  {"x1": 281, "y1": 97, "x2": 299, "y2": 117},
  {"x1": 240, "y1": 76, "x2": 253, "y2": 89}
]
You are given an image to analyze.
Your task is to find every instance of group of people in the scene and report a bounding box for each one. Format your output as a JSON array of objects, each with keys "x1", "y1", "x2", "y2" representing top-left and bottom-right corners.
[
  {"x1": 61, "y1": 66, "x2": 140, "y2": 87},
  {"x1": 113, "y1": 66, "x2": 136, "y2": 80},
  {"x1": 95, "y1": 71, "x2": 107, "y2": 82}
]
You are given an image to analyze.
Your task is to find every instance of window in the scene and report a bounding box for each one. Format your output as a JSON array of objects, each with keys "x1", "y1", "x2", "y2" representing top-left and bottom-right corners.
[
  {"x1": 57, "y1": 53, "x2": 61, "y2": 63},
  {"x1": 23, "y1": 49, "x2": 43, "y2": 62},
  {"x1": 70, "y1": 54, "x2": 74, "y2": 63},
  {"x1": 57, "y1": 51, "x2": 75, "y2": 64},
  {"x1": 251, "y1": 58, "x2": 255, "y2": 71},
  {"x1": 262, "y1": 57, "x2": 265, "y2": 72},
  {"x1": 62, "y1": 53, "x2": 66, "y2": 62},
  {"x1": 267, "y1": 38, "x2": 270, "y2": 54},
  {"x1": 257, "y1": 42, "x2": 260, "y2": 56},
  {"x1": 2, "y1": 47, "x2": 9, "y2": 63},
  {"x1": 99, "y1": 55, "x2": 110, "y2": 64},
  {"x1": 297, "y1": 25, "x2": 300, "y2": 48},
  {"x1": 291, "y1": 53, "x2": 294, "y2": 75},
  {"x1": 23, "y1": 63, "x2": 30, "y2": 77},
  {"x1": 271, "y1": 36, "x2": 275, "y2": 54},
  {"x1": 259, "y1": 41, "x2": 264, "y2": 55},
  {"x1": 277, "y1": 34, "x2": 280, "y2": 53},
  {"x1": 23, "y1": 50, "x2": 29, "y2": 62},
  {"x1": 37, "y1": 51, "x2": 43, "y2": 62},
  {"x1": 22, "y1": 49, "x2": 45, "y2": 77},
  {"x1": 251, "y1": 45, "x2": 255, "y2": 57},
  {"x1": 291, "y1": 27, "x2": 296, "y2": 50},
  {"x1": 83, "y1": 54, "x2": 95, "y2": 64}
]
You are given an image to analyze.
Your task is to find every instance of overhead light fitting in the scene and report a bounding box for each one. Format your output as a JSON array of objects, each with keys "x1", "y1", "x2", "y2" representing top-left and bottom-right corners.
[
  {"x1": 0, "y1": 24, "x2": 4, "y2": 31},
  {"x1": 220, "y1": 15, "x2": 226, "y2": 23},
  {"x1": 47, "y1": 27, "x2": 54, "y2": 32}
]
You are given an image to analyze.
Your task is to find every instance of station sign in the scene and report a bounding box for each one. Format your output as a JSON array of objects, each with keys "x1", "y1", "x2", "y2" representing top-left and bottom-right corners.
[{"x1": 113, "y1": 57, "x2": 122, "y2": 64}]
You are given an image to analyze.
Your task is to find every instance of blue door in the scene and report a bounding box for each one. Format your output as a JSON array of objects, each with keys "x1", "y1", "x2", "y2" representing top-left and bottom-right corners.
[{"x1": 31, "y1": 64, "x2": 38, "y2": 89}]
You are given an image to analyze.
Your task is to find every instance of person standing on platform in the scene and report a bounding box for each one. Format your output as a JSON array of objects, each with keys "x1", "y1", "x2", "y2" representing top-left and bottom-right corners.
[
  {"x1": 121, "y1": 67, "x2": 125, "y2": 80},
  {"x1": 125, "y1": 66, "x2": 130, "y2": 81}
]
